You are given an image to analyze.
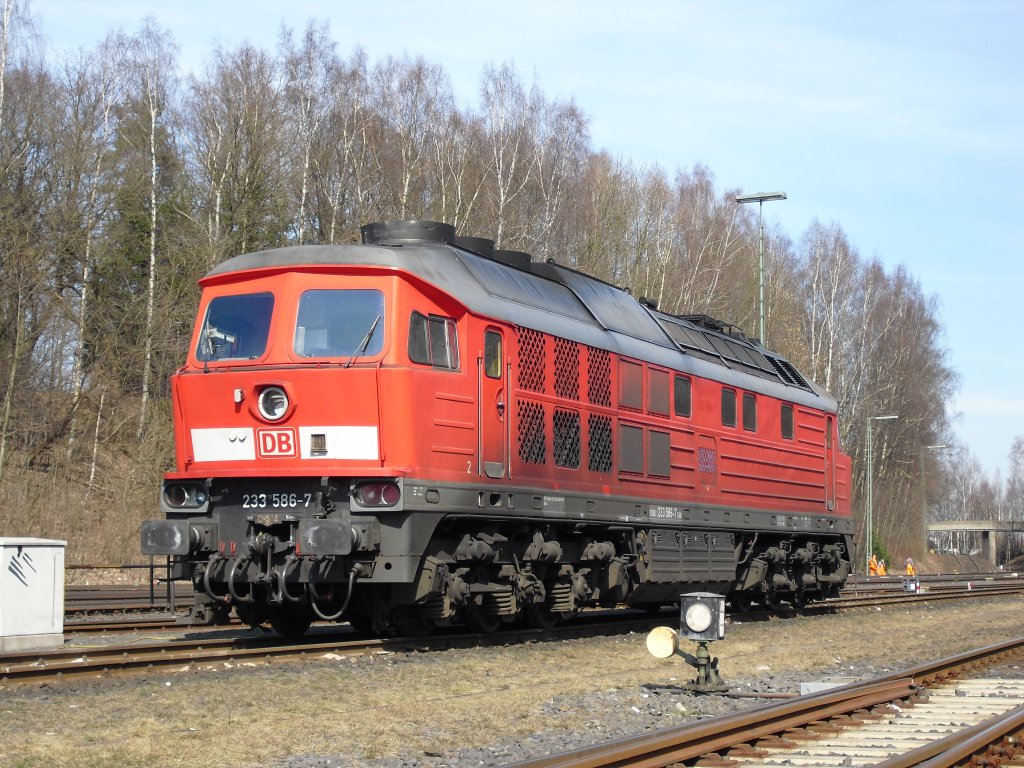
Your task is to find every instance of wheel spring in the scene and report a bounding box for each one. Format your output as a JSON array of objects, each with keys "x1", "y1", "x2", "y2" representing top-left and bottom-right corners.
[
  {"x1": 546, "y1": 582, "x2": 574, "y2": 612},
  {"x1": 483, "y1": 589, "x2": 517, "y2": 616}
]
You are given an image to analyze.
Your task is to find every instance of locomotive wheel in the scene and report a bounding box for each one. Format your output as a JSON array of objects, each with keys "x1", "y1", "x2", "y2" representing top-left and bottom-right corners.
[
  {"x1": 525, "y1": 604, "x2": 561, "y2": 630},
  {"x1": 730, "y1": 594, "x2": 753, "y2": 613},
  {"x1": 790, "y1": 591, "x2": 807, "y2": 609},
  {"x1": 344, "y1": 594, "x2": 376, "y2": 634},
  {"x1": 392, "y1": 607, "x2": 434, "y2": 638},
  {"x1": 268, "y1": 605, "x2": 313, "y2": 639},
  {"x1": 464, "y1": 608, "x2": 502, "y2": 634},
  {"x1": 345, "y1": 609, "x2": 375, "y2": 634},
  {"x1": 235, "y1": 603, "x2": 265, "y2": 629},
  {"x1": 762, "y1": 592, "x2": 781, "y2": 612}
]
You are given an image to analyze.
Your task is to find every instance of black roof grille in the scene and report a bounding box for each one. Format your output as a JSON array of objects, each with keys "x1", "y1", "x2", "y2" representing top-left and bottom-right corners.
[
  {"x1": 677, "y1": 314, "x2": 749, "y2": 341},
  {"x1": 654, "y1": 312, "x2": 814, "y2": 392}
]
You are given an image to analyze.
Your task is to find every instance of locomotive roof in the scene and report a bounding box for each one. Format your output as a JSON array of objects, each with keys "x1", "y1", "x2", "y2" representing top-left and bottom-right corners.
[{"x1": 206, "y1": 240, "x2": 837, "y2": 413}]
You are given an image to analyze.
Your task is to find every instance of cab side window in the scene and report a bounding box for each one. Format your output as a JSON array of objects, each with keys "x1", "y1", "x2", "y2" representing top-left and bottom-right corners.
[
  {"x1": 409, "y1": 312, "x2": 459, "y2": 370},
  {"x1": 742, "y1": 392, "x2": 757, "y2": 432},
  {"x1": 674, "y1": 375, "x2": 691, "y2": 418},
  {"x1": 721, "y1": 388, "x2": 736, "y2": 428},
  {"x1": 781, "y1": 404, "x2": 794, "y2": 440}
]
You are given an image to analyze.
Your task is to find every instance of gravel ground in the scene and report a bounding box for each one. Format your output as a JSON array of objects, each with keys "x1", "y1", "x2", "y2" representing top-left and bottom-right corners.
[
  {"x1": 262, "y1": 600, "x2": 1024, "y2": 768},
  {"x1": 265, "y1": 660, "x2": 906, "y2": 768}
]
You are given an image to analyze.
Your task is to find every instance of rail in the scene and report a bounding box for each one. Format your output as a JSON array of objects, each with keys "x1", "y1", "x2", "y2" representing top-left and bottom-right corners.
[
  {"x1": 501, "y1": 637, "x2": 1024, "y2": 768},
  {"x1": 66, "y1": 558, "x2": 176, "y2": 611}
]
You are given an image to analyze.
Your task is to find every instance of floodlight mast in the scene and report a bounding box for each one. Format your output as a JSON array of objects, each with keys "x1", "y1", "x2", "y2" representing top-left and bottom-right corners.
[
  {"x1": 865, "y1": 414, "x2": 899, "y2": 574},
  {"x1": 735, "y1": 192, "x2": 786, "y2": 344}
]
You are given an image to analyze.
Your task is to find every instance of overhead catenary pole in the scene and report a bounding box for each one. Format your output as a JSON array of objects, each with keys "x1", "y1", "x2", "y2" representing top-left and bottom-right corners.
[{"x1": 735, "y1": 191, "x2": 786, "y2": 344}]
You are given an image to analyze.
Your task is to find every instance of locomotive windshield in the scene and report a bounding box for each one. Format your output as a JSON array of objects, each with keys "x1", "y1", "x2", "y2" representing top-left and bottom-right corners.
[
  {"x1": 196, "y1": 292, "x2": 274, "y2": 361},
  {"x1": 294, "y1": 289, "x2": 385, "y2": 358}
]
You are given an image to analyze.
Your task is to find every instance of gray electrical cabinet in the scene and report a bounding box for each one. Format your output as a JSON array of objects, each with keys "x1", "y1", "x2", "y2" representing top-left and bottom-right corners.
[{"x1": 0, "y1": 538, "x2": 66, "y2": 651}]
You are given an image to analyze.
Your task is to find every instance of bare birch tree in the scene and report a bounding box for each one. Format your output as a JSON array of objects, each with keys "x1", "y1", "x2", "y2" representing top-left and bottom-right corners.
[
  {"x1": 529, "y1": 98, "x2": 588, "y2": 259},
  {"x1": 182, "y1": 43, "x2": 287, "y2": 265},
  {"x1": 279, "y1": 20, "x2": 336, "y2": 244},
  {"x1": 479, "y1": 62, "x2": 538, "y2": 248},
  {"x1": 117, "y1": 19, "x2": 178, "y2": 437},
  {"x1": 310, "y1": 48, "x2": 376, "y2": 243}
]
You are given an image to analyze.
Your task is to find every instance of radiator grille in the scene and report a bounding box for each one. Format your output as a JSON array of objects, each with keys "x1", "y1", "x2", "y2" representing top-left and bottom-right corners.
[
  {"x1": 518, "y1": 328, "x2": 546, "y2": 393},
  {"x1": 517, "y1": 399, "x2": 546, "y2": 465},
  {"x1": 553, "y1": 408, "x2": 581, "y2": 469},
  {"x1": 587, "y1": 346, "x2": 611, "y2": 407},
  {"x1": 554, "y1": 337, "x2": 580, "y2": 400},
  {"x1": 588, "y1": 414, "x2": 613, "y2": 472}
]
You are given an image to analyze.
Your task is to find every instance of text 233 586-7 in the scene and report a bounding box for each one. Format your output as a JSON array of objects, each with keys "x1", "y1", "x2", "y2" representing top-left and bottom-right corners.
[{"x1": 241, "y1": 492, "x2": 313, "y2": 509}]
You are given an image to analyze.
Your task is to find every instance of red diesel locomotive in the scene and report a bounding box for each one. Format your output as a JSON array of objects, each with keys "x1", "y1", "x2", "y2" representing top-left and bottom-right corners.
[{"x1": 142, "y1": 220, "x2": 853, "y2": 636}]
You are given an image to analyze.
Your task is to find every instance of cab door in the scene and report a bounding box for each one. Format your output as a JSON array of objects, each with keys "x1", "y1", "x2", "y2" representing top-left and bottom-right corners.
[
  {"x1": 825, "y1": 416, "x2": 836, "y2": 511},
  {"x1": 479, "y1": 328, "x2": 507, "y2": 478}
]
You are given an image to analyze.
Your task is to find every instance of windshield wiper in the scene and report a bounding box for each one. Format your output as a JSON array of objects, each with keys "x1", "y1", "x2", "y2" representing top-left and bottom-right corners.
[{"x1": 345, "y1": 315, "x2": 381, "y2": 368}]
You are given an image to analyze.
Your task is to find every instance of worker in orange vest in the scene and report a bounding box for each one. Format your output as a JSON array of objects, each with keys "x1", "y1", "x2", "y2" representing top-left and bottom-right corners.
[
  {"x1": 877, "y1": 558, "x2": 887, "y2": 576},
  {"x1": 905, "y1": 557, "x2": 916, "y2": 577},
  {"x1": 868, "y1": 553, "x2": 879, "y2": 576}
]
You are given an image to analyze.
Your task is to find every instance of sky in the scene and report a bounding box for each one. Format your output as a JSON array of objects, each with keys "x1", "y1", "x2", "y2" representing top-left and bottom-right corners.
[{"x1": 27, "y1": 0, "x2": 1024, "y2": 481}]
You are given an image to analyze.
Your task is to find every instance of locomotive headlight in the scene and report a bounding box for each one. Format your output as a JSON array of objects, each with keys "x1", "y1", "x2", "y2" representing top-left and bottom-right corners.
[
  {"x1": 258, "y1": 386, "x2": 289, "y2": 421},
  {"x1": 166, "y1": 484, "x2": 189, "y2": 508},
  {"x1": 162, "y1": 482, "x2": 209, "y2": 510},
  {"x1": 353, "y1": 481, "x2": 401, "y2": 508}
]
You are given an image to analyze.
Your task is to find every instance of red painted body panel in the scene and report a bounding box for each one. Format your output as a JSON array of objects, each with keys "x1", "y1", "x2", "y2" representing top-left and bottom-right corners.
[{"x1": 166, "y1": 261, "x2": 851, "y2": 522}]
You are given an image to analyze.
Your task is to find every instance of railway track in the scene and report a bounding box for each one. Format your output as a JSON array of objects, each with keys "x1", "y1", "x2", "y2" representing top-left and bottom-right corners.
[
  {"x1": 61, "y1": 573, "x2": 1015, "y2": 626},
  {"x1": 501, "y1": 638, "x2": 1024, "y2": 768},
  {"x1": 2, "y1": 611, "x2": 663, "y2": 684},
  {"x1": 59, "y1": 572, "x2": 1024, "y2": 635},
  {"x1": 64, "y1": 583, "x2": 191, "y2": 615},
  {"x1": 7, "y1": 581, "x2": 1022, "y2": 685}
]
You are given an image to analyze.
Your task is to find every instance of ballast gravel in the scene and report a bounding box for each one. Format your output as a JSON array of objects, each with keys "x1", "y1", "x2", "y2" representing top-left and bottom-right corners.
[
  {"x1": 264, "y1": 606, "x2": 1007, "y2": 765},
  {"x1": 269, "y1": 664, "x2": 882, "y2": 768}
]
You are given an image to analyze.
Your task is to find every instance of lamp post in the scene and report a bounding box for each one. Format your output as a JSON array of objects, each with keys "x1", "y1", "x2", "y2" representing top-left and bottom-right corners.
[
  {"x1": 920, "y1": 444, "x2": 948, "y2": 555},
  {"x1": 865, "y1": 414, "x2": 899, "y2": 574},
  {"x1": 736, "y1": 191, "x2": 786, "y2": 344}
]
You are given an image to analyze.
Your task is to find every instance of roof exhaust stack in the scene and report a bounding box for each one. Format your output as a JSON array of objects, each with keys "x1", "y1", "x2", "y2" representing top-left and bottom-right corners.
[
  {"x1": 451, "y1": 235, "x2": 495, "y2": 259},
  {"x1": 361, "y1": 220, "x2": 455, "y2": 246},
  {"x1": 492, "y1": 249, "x2": 532, "y2": 270}
]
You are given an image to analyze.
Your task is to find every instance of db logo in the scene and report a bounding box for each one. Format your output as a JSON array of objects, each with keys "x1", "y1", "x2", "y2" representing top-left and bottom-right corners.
[{"x1": 257, "y1": 428, "x2": 297, "y2": 458}]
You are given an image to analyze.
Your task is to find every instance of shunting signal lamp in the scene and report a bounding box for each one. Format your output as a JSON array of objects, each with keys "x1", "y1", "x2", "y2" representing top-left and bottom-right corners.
[
  {"x1": 679, "y1": 592, "x2": 725, "y2": 642},
  {"x1": 646, "y1": 592, "x2": 728, "y2": 693}
]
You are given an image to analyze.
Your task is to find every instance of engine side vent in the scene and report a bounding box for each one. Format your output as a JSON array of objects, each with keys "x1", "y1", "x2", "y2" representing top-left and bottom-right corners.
[
  {"x1": 554, "y1": 337, "x2": 580, "y2": 400},
  {"x1": 518, "y1": 328, "x2": 546, "y2": 393},
  {"x1": 518, "y1": 400, "x2": 547, "y2": 465},
  {"x1": 587, "y1": 347, "x2": 611, "y2": 407}
]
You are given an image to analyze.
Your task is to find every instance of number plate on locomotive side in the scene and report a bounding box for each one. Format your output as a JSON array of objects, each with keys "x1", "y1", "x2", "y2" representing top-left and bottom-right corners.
[{"x1": 240, "y1": 491, "x2": 314, "y2": 510}]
